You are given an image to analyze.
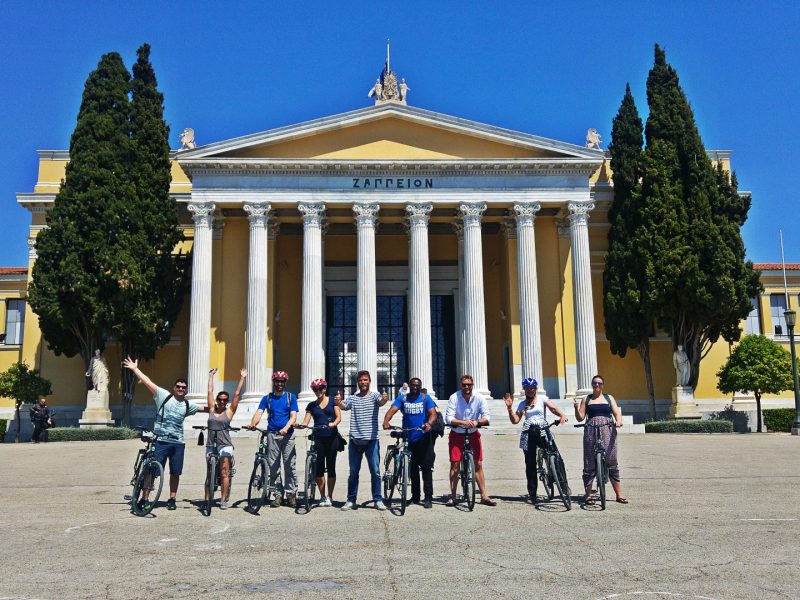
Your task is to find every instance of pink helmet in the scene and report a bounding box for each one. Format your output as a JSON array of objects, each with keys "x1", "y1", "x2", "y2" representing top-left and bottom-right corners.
[
  {"x1": 272, "y1": 370, "x2": 289, "y2": 382},
  {"x1": 310, "y1": 378, "x2": 328, "y2": 391}
]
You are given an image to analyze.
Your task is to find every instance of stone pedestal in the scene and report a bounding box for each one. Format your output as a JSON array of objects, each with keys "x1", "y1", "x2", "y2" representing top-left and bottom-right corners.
[
  {"x1": 669, "y1": 386, "x2": 700, "y2": 419},
  {"x1": 79, "y1": 390, "x2": 114, "y2": 428}
]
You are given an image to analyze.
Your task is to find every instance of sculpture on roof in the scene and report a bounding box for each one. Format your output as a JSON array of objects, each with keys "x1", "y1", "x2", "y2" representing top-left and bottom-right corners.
[
  {"x1": 585, "y1": 128, "x2": 601, "y2": 150},
  {"x1": 369, "y1": 40, "x2": 408, "y2": 105},
  {"x1": 179, "y1": 128, "x2": 196, "y2": 150}
]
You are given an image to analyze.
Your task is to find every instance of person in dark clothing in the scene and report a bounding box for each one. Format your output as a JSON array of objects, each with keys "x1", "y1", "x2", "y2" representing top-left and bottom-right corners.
[{"x1": 29, "y1": 396, "x2": 52, "y2": 443}]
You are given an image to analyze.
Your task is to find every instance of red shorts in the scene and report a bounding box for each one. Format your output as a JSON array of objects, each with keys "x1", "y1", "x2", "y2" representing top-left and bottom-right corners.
[{"x1": 448, "y1": 431, "x2": 483, "y2": 463}]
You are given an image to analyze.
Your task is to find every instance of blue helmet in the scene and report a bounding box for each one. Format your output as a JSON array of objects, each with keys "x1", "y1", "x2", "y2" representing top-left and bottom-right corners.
[{"x1": 521, "y1": 378, "x2": 538, "y2": 388}]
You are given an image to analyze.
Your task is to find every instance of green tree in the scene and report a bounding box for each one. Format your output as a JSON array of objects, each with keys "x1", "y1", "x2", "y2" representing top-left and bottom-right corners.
[
  {"x1": 717, "y1": 335, "x2": 792, "y2": 432},
  {"x1": 604, "y1": 84, "x2": 659, "y2": 419},
  {"x1": 113, "y1": 44, "x2": 189, "y2": 425},
  {"x1": 639, "y1": 44, "x2": 761, "y2": 388},
  {"x1": 0, "y1": 362, "x2": 52, "y2": 443},
  {"x1": 28, "y1": 52, "x2": 134, "y2": 380}
]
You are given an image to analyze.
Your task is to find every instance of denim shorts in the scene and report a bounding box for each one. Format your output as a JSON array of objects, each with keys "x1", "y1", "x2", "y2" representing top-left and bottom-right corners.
[
  {"x1": 205, "y1": 445, "x2": 234, "y2": 458},
  {"x1": 153, "y1": 441, "x2": 186, "y2": 475}
]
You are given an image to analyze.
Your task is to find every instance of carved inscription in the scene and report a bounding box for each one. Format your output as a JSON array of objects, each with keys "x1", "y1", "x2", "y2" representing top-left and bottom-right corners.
[{"x1": 352, "y1": 177, "x2": 434, "y2": 189}]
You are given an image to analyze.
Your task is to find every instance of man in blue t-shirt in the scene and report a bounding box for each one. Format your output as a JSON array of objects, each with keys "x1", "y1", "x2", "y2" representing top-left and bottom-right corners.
[
  {"x1": 246, "y1": 370, "x2": 298, "y2": 508},
  {"x1": 382, "y1": 377, "x2": 438, "y2": 509}
]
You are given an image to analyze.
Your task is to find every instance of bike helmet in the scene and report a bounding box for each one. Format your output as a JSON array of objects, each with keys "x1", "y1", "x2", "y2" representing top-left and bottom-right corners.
[
  {"x1": 272, "y1": 370, "x2": 289, "y2": 382},
  {"x1": 521, "y1": 377, "x2": 538, "y2": 388},
  {"x1": 310, "y1": 378, "x2": 327, "y2": 391}
]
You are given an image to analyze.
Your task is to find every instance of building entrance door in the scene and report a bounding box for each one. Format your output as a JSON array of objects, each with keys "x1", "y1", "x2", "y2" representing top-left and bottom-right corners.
[{"x1": 325, "y1": 295, "x2": 455, "y2": 399}]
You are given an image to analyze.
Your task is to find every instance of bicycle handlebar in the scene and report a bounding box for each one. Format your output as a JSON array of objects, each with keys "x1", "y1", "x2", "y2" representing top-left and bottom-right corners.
[
  {"x1": 192, "y1": 425, "x2": 241, "y2": 431},
  {"x1": 574, "y1": 421, "x2": 621, "y2": 428},
  {"x1": 295, "y1": 424, "x2": 333, "y2": 431},
  {"x1": 387, "y1": 425, "x2": 426, "y2": 432},
  {"x1": 445, "y1": 423, "x2": 487, "y2": 429}
]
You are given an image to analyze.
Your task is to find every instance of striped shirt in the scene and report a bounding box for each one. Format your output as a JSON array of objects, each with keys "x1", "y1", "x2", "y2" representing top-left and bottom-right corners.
[{"x1": 341, "y1": 391, "x2": 382, "y2": 441}]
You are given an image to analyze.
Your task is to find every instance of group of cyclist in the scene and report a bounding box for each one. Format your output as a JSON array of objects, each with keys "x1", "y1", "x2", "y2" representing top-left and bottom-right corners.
[{"x1": 122, "y1": 356, "x2": 627, "y2": 513}]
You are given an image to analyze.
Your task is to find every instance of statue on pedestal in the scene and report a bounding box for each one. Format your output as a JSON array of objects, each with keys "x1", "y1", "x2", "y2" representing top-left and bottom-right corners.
[
  {"x1": 673, "y1": 345, "x2": 690, "y2": 387},
  {"x1": 86, "y1": 349, "x2": 109, "y2": 393}
]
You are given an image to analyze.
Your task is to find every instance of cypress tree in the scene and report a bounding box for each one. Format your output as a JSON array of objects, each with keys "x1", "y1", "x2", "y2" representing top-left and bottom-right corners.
[
  {"x1": 640, "y1": 45, "x2": 761, "y2": 388},
  {"x1": 114, "y1": 44, "x2": 189, "y2": 425},
  {"x1": 28, "y1": 53, "x2": 134, "y2": 381},
  {"x1": 603, "y1": 84, "x2": 658, "y2": 419}
]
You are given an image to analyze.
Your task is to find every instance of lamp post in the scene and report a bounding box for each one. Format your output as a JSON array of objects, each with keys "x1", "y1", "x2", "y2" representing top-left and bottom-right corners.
[{"x1": 784, "y1": 308, "x2": 800, "y2": 435}]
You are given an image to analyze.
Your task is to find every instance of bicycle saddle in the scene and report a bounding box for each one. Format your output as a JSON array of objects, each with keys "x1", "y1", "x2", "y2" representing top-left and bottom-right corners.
[{"x1": 390, "y1": 431, "x2": 404, "y2": 439}]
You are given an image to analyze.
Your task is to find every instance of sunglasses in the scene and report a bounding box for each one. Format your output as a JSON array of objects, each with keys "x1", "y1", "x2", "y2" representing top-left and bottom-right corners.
[
  {"x1": 461, "y1": 383, "x2": 473, "y2": 387},
  {"x1": 174, "y1": 385, "x2": 187, "y2": 390},
  {"x1": 274, "y1": 379, "x2": 287, "y2": 384},
  {"x1": 591, "y1": 382, "x2": 603, "y2": 387}
]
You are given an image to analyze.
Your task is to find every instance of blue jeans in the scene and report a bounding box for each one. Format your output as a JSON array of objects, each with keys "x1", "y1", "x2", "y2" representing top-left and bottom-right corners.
[{"x1": 347, "y1": 438, "x2": 382, "y2": 503}]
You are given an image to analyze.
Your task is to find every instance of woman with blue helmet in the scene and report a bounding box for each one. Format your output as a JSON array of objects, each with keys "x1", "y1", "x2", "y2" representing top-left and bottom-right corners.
[{"x1": 503, "y1": 378, "x2": 567, "y2": 504}]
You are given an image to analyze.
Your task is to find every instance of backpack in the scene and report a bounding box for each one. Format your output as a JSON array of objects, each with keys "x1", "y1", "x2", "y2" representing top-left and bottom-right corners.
[
  {"x1": 267, "y1": 392, "x2": 294, "y2": 414},
  {"x1": 155, "y1": 393, "x2": 189, "y2": 434}
]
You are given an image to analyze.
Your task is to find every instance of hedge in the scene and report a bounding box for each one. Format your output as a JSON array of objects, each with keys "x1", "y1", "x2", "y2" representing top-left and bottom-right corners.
[
  {"x1": 47, "y1": 427, "x2": 139, "y2": 442},
  {"x1": 0, "y1": 419, "x2": 6, "y2": 441},
  {"x1": 763, "y1": 409, "x2": 796, "y2": 433},
  {"x1": 645, "y1": 420, "x2": 733, "y2": 433}
]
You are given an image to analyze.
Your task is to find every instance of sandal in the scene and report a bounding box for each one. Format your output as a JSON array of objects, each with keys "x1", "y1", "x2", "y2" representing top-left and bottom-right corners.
[
  {"x1": 480, "y1": 498, "x2": 497, "y2": 507},
  {"x1": 445, "y1": 498, "x2": 455, "y2": 507},
  {"x1": 583, "y1": 496, "x2": 595, "y2": 506},
  {"x1": 616, "y1": 497, "x2": 629, "y2": 504}
]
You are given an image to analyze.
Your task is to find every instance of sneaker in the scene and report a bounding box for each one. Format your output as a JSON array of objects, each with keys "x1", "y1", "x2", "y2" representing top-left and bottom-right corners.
[
  {"x1": 219, "y1": 500, "x2": 229, "y2": 510},
  {"x1": 341, "y1": 500, "x2": 355, "y2": 511},
  {"x1": 286, "y1": 494, "x2": 297, "y2": 509},
  {"x1": 375, "y1": 500, "x2": 387, "y2": 511},
  {"x1": 423, "y1": 498, "x2": 432, "y2": 509},
  {"x1": 167, "y1": 498, "x2": 176, "y2": 511},
  {"x1": 136, "y1": 499, "x2": 152, "y2": 513},
  {"x1": 318, "y1": 496, "x2": 332, "y2": 507},
  {"x1": 271, "y1": 496, "x2": 283, "y2": 508}
]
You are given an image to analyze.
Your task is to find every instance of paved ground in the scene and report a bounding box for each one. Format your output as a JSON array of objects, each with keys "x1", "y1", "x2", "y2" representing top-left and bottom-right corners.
[{"x1": 1, "y1": 431, "x2": 798, "y2": 600}]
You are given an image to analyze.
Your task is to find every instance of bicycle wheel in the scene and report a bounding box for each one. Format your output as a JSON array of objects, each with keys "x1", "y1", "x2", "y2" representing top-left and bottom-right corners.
[
  {"x1": 552, "y1": 454, "x2": 572, "y2": 511},
  {"x1": 205, "y1": 455, "x2": 217, "y2": 516},
  {"x1": 398, "y1": 454, "x2": 410, "y2": 516},
  {"x1": 462, "y1": 451, "x2": 476, "y2": 511},
  {"x1": 247, "y1": 458, "x2": 268, "y2": 514},
  {"x1": 596, "y1": 451, "x2": 606, "y2": 510},
  {"x1": 132, "y1": 460, "x2": 163, "y2": 516},
  {"x1": 304, "y1": 452, "x2": 316, "y2": 512},
  {"x1": 537, "y1": 448, "x2": 554, "y2": 500},
  {"x1": 383, "y1": 448, "x2": 398, "y2": 503}
]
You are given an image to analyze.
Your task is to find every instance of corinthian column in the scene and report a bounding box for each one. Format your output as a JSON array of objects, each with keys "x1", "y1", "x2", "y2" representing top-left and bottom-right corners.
[
  {"x1": 513, "y1": 202, "x2": 547, "y2": 399},
  {"x1": 242, "y1": 202, "x2": 271, "y2": 406},
  {"x1": 406, "y1": 203, "x2": 434, "y2": 397},
  {"x1": 354, "y1": 202, "x2": 379, "y2": 388},
  {"x1": 459, "y1": 202, "x2": 491, "y2": 398},
  {"x1": 298, "y1": 202, "x2": 326, "y2": 400},
  {"x1": 186, "y1": 201, "x2": 215, "y2": 402},
  {"x1": 568, "y1": 200, "x2": 598, "y2": 397}
]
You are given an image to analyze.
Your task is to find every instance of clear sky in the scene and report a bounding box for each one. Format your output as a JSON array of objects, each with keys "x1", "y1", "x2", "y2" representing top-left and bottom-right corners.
[{"x1": 1, "y1": 1, "x2": 798, "y2": 267}]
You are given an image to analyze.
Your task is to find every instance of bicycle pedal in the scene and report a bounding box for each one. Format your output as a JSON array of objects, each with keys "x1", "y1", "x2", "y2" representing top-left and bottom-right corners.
[{"x1": 123, "y1": 495, "x2": 132, "y2": 501}]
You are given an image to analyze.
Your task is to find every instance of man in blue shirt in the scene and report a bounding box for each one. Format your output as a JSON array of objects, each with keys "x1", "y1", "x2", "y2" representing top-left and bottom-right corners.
[
  {"x1": 382, "y1": 377, "x2": 438, "y2": 509},
  {"x1": 246, "y1": 370, "x2": 298, "y2": 508}
]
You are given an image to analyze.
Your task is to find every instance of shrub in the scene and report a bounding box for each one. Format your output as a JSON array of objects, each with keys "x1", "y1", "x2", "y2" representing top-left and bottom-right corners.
[
  {"x1": 763, "y1": 409, "x2": 796, "y2": 433},
  {"x1": 0, "y1": 419, "x2": 6, "y2": 441},
  {"x1": 47, "y1": 427, "x2": 138, "y2": 442},
  {"x1": 645, "y1": 420, "x2": 733, "y2": 433}
]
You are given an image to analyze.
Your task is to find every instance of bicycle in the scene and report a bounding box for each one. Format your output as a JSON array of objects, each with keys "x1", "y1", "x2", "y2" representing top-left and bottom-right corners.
[
  {"x1": 193, "y1": 424, "x2": 240, "y2": 516},
  {"x1": 382, "y1": 426, "x2": 424, "y2": 516},
  {"x1": 575, "y1": 420, "x2": 616, "y2": 510},
  {"x1": 531, "y1": 420, "x2": 571, "y2": 510},
  {"x1": 295, "y1": 424, "x2": 335, "y2": 513},
  {"x1": 445, "y1": 423, "x2": 485, "y2": 511},
  {"x1": 126, "y1": 426, "x2": 167, "y2": 517},
  {"x1": 245, "y1": 426, "x2": 278, "y2": 514}
]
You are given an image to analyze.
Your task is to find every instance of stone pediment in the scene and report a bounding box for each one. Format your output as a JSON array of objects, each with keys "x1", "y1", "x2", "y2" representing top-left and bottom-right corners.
[{"x1": 177, "y1": 103, "x2": 603, "y2": 162}]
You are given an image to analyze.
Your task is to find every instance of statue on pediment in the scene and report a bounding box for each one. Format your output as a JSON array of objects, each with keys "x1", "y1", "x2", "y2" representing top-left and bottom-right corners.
[
  {"x1": 180, "y1": 128, "x2": 196, "y2": 150},
  {"x1": 368, "y1": 79, "x2": 383, "y2": 101},
  {"x1": 369, "y1": 39, "x2": 407, "y2": 105},
  {"x1": 585, "y1": 128, "x2": 601, "y2": 150},
  {"x1": 399, "y1": 79, "x2": 410, "y2": 103}
]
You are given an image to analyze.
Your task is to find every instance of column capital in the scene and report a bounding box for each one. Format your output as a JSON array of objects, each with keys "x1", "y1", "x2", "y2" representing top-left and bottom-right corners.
[
  {"x1": 353, "y1": 202, "x2": 380, "y2": 228},
  {"x1": 188, "y1": 202, "x2": 215, "y2": 228},
  {"x1": 243, "y1": 202, "x2": 272, "y2": 227},
  {"x1": 567, "y1": 201, "x2": 595, "y2": 224},
  {"x1": 298, "y1": 201, "x2": 326, "y2": 228},
  {"x1": 458, "y1": 202, "x2": 487, "y2": 227},
  {"x1": 512, "y1": 201, "x2": 542, "y2": 226},
  {"x1": 406, "y1": 202, "x2": 433, "y2": 228}
]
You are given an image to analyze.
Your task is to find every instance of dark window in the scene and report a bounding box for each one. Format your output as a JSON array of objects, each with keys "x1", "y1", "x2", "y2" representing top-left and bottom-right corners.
[
  {"x1": 430, "y1": 295, "x2": 456, "y2": 401},
  {"x1": 376, "y1": 296, "x2": 407, "y2": 394}
]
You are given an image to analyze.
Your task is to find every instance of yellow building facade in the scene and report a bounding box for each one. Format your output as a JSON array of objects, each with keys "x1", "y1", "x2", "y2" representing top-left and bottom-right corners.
[{"x1": 2, "y1": 93, "x2": 797, "y2": 437}]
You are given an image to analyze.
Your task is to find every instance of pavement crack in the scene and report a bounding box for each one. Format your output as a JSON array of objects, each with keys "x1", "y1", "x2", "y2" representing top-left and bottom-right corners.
[{"x1": 379, "y1": 513, "x2": 399, "y2": 600}]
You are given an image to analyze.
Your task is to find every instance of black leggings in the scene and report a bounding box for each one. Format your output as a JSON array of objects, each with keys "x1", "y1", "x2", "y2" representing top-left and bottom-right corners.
[
  {"x1": 314, "y1": 435, "x2": 338, "y2": 478},
  {"x1": 523, "y1": 431, "x2": 549, "y2": 498}
]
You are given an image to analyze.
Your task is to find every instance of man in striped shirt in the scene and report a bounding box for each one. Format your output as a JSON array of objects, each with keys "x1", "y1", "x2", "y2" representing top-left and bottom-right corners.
[{"x1": 335, "y1": 370, "x2": 389, "y2": 510}]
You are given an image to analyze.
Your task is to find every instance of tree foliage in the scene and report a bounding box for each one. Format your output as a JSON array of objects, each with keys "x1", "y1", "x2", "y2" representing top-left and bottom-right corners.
[
  {"x1": 0, "y1": 362, "x2": 52, "y2": 442},
  {"x1": 638, "y1": 44, "x2": 761, "y2": 388},
  {"x1": 717, "y1": 335, "x2": 792, "y2": 432},
  {"x1": 604, "y1": 84, "x2": 658, "y2": 419}
]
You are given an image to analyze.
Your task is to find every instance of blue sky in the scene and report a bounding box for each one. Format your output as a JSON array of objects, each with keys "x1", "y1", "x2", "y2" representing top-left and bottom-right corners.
[{"x1": 1, "y1": 1, "x2": 798, "y2": 266}]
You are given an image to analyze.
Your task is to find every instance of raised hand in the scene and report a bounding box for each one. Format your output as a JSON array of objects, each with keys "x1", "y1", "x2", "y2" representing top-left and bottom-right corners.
[
  {"x1": 503, "y1": 392, "x2": 513, "y2": 408},
  {"x1": 381, "y1": 387, "x2": 388, "y2": 402},
  {"x1": 209, "y1": 368, "x2": 218, "y2": 377},
  {"x1": 122, "y1": 357, "x2": 138, "y2": 371},
  {"x1": 240, "y1": 368, "x2": 248, "y2": 379}
]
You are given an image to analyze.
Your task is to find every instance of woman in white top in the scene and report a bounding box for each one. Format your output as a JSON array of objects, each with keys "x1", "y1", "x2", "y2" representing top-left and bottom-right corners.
[{"x1": 503, "y1": 378, "x2": 567, "y2": 504}]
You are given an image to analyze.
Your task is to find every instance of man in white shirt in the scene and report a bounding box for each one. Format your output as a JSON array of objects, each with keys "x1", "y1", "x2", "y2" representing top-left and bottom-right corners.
[{"x1": 444, "y1": 374, "x2": 496, "y2": 507}]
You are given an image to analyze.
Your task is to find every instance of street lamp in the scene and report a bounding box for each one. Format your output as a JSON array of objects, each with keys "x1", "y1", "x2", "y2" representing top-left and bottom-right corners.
[{"x1": 783, "y1": 308, "x2": 800, "y2": 435}]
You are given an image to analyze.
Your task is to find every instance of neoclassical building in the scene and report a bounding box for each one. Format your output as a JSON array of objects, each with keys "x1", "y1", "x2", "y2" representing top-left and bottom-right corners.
[{"x1": 2, "y1": 66, "x2": 797, "y2": 434}]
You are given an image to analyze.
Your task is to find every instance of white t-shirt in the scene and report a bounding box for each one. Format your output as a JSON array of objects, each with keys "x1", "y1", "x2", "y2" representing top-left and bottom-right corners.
[
  {"x1": 517, "y1": 399, "x2": 547, "y2": 451},
  {"x1": 445, "y1": 391, "x2": 491, "y2": 434}
]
